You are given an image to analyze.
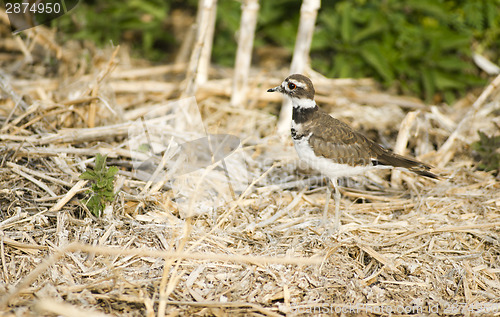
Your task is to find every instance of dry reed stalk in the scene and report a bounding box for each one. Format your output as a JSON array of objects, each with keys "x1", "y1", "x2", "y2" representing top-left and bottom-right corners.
[
  {"x1": 175, "y1": 23, "x2": 197, "y2": 65},
  {"x1": 184, "y1": 160, "x2": 285, "y2": 254},
  {"x1": 2, "y1": 12, "x2": 500, "y2": 316},
  {"x1": 391, "y1": 111, "x2": 418, "y2": 187},
  {"x1": 109, "y1": 80, "x2": 177, "y2": 94},
  {"x1": 9, "y1": 164, "x2": 57, "y2": 197},
  {"x1": 197, "y1": 0, "x2": 217, "y2": 86},
  {"x1": 25, "y1": 27, "x2": 64, "y2": 60},
  {"x1": 346, "y1": 91, "x2": 428, "y2": 110},
  {"x1": 354, "y1": 238, "x2": 400, "y2": 272},
  {"x1": 437, "y1": 73, "x2": 500, "y2": 167},
  {"x1": 183, "y1": 0, "x2": 218, "y2": 96},
  {"x1": 35, "y1": 299, "x2": 110, "y2": 317},
  {"x1": 256, "y1": 187, "x2": 306, "y2": 228},
  {"x1": 1, "y1": 143, "x2": 133, "y2": 159},
  {"x1": 13, "y1": 36, "x2": 33, "y2": 63},
  {"x1": 231, "y1": 0, "x2": 259, "y2": 107},
  {"x1": 0, "y1": 242, "x2": 320, "y2": 308},
  {"x1": 276, "y1": 0, "x2": 321, "y2": 137},
  {"x1": 49, "y1": 180, "x2": 88, "y2": 212},
  {"x1": 4, "y1": 114, "x2": 191, "y2": 145},
  {"x1": 110, "y1": 63, "x2": 187, "y2": 79},
  {"x1": 0, "y1": 70, "x2": 29, "y2": 113},
  {"x1": 289, "y1": 0, "x2": 321, "y2": 75},
  {"x1": 1, "y1": 236, "x2": 47, "y2": 253},
  {"x1": 87, "y1": 46, "x2": 120, "y2": 128}
]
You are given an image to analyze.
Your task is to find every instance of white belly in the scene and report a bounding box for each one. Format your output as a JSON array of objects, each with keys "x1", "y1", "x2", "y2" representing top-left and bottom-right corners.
[{"x1": 293, "y1": 134, "x2": 381, "y2": 179}]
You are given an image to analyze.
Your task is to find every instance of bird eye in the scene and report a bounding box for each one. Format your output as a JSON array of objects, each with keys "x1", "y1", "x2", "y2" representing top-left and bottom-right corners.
[{"x1": 288, "y1": 82, "x2": 296, "y2": 90}]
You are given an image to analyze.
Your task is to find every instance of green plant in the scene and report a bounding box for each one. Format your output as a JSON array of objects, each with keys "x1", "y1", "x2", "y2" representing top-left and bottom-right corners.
[
  {"x1": 311, "y1": 0, "x2": 494, "y2": 103},
  {"x1": 79, "y1": 154, "x2": 118, "y2": 217},
  {"x1": 228, "y1": 0, "x2": 497, "y2": 103},
  {"x1": 53, "y1": 0, "x2": 171, "y2": 60},
  {"x1": 471, "y1": 131, "x2": 500, "y2": 174},
  {"x1": 212, "y1": 0, "x2": 242, "y2": 67},
  {"x1": 53, "y1": 0, "x2": 500, "y2": 102}
]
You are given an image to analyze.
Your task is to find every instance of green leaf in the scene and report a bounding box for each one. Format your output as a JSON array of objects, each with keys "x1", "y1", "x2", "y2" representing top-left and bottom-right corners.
[
  {"x1": 428, "y1": 32, "x2": 471, "y2": 51},
  {"x1": 132, "y1": 0, "x2": 167, "y2": 20},
  {"x1": 420, "y1": 67, "x2": 435, "y2": 102},
  {"x1": 340, "y1": 2, "x2": 353, "y2": 43},
  {"x1": 433, "y1": 57, "x2": 471, "y2": 71},
  {"x1": 405, "y1": 0, "x2": 449, "y2": 21},
  {"x1": 359, "y1": 42, "x2": 394, "y2": 84},
  {"x1": 137, "y1": 143, "x2": 151, "y2": 153},
  {"x1": 463, "y1": 2, "x2": 484, "y2": 30},
  {"x1": 95, "y1": 154, "x2": 106, "y2": 171},
  {"x1": 106, "y1": 166, "x2": 119, "y2": 178},
  {"x1": 86, "y1": 195, "x2": 104, "y2": 217},
  {"x1": 79, "y1": 171, "x2": 97, "y2": 180},
  {"x1": 352, "y1": 14, "x2": 387, "y2": 43},
  {"x1": 443, "y1": 91, "x2": 456, "y2": 105},
  {"x1": 96, "y1": 179, "x2": 108, "y2": 189},
  {"x1": 471, "y1": 131, "x2": 500, "y2": 173},
  {"x1": 79, "y1": 153, "x2": 118, "y2": 217},
  {"x1": 103, "y1": 191, "x2": 116, "y2": 201},
  {"x1": 333, "y1": 55, "x2": 353, "y2": 78},
  {"x1": 433, "y1": 71, "x2": 465, "y2": 90}
]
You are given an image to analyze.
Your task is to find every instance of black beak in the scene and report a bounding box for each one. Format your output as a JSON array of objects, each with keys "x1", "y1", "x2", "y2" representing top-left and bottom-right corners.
[{"x1": 267, "y1": 85, "x2": 282, "y2": 93}]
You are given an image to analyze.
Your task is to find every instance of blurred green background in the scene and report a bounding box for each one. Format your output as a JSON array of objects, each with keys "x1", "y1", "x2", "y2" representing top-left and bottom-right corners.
[{"x1": 53, "y1": 0, "x2": 500, "y2": 103}]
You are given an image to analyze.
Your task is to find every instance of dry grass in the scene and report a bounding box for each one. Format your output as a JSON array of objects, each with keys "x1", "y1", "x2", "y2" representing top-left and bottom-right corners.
[{"x1": 1, "y1": 19, "x2": 500, "y2": 317}]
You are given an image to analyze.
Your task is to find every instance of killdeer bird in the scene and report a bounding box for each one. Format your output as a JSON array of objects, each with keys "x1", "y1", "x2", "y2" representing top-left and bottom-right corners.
[{"x1": 268, "y1": 74, "x2": 437, "y2": 230}]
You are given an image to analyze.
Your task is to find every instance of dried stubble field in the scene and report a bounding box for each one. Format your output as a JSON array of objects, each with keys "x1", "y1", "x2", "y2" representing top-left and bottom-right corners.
[{"x1": 1, "y1": 20, "x2": 499, "y2": 317}]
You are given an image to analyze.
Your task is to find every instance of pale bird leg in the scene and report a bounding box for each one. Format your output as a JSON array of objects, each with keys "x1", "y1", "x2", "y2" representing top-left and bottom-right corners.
[
  {"x1": 332, "y1": 178, "x2": 341, "y2": 232},
  {"x1": 322, "y1": 183, "x2": 331, "y2": 226}
]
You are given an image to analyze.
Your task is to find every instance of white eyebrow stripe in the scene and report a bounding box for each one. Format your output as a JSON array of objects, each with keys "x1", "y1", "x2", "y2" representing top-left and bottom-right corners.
[{"x1": 289, "y1": 80, "x2": 306, "y2": 88}]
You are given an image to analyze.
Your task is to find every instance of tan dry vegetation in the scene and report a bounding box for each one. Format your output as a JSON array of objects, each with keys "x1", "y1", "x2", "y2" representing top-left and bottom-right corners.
[{"x1": 1, "y1": 18, "x2": 500, "y2": 317}]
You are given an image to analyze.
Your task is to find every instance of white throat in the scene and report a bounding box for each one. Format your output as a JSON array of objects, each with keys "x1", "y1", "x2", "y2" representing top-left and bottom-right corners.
[{"x1": 291, "y1": 97, "x2": 316, "y2": 109}]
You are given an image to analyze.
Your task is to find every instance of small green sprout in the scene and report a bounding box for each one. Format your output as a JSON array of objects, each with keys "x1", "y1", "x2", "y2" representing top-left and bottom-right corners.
[
  {"x1": 79, "y1": 154, "x2": 119, "y2": 217},
  {"x1": 471, "y1": 131, "x2": 500, "y2": 174}
]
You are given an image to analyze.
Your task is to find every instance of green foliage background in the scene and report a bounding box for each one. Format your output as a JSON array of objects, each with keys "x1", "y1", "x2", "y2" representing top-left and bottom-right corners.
[{"x1": 53, "y1": 0, "x2": 500, "y2": 102}]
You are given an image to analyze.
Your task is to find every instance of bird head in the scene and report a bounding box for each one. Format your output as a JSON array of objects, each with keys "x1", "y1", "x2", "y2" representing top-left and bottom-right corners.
[{"x1": 267, "y1": 74, "x2": 315, "y2": 100}]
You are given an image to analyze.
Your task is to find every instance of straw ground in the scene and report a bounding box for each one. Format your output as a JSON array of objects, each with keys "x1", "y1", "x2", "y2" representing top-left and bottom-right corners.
[{"x1": 1, "y1": 22, "x2": 500, "y2": 317}]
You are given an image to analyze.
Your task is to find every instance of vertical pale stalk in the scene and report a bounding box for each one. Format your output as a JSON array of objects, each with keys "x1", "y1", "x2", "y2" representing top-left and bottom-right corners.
[
  {"x1": 231, "y1": 0, "x2": 260, "y2": 107},
  {"x1": 175, "y1": 24, "x2": 197, "y2": 64},
  {"x1": 277, "y1": 0, "x2": 320, "y2": 137},
  {"x1": 391, "y1": 111, "x2": 418, "y2": 188},
  {"x1": 197, "y1": 0, "x2": 217, "y2": 86},
  {"x1": 183, "y1": 0, "x2": 218, "y2": 97}
]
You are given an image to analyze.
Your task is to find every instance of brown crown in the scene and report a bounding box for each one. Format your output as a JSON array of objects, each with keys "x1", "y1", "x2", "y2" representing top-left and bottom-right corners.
[{"x1": 283, "y1": 74, "x2": 315, "y2": 100}]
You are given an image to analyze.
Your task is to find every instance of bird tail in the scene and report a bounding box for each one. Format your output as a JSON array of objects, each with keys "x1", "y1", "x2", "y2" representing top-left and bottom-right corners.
[{"x1": 376, "y1": 151, "x2": 438, "y2": 179}]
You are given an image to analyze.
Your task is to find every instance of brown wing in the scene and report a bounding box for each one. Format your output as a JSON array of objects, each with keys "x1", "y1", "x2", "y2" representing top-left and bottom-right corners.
[
  {"x1": 306, "y1": 110, "x2": 438, "y2": 178},
  {"x1": 305, "y1": 111, "x2": 374, "y2": 166}
]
